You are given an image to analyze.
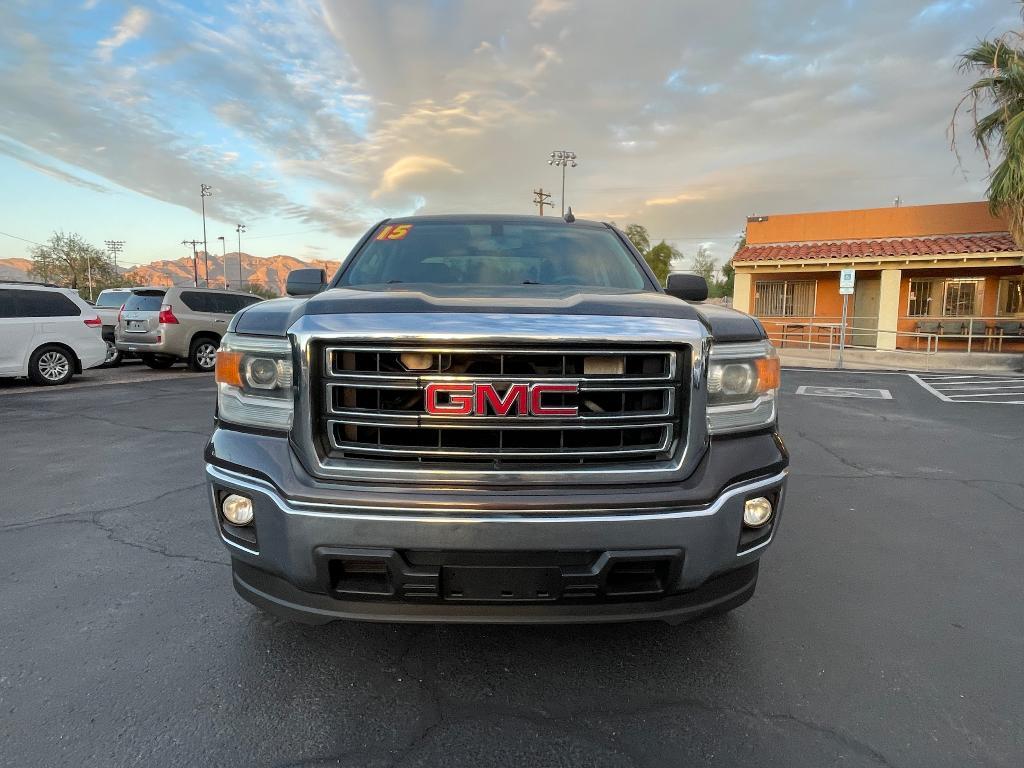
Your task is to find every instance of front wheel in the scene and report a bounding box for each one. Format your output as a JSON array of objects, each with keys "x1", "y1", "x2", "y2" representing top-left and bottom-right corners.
[
  {"x1": 28, "y1": 345, "x2": 75, "y2": 386},
  {"x1": 188, "y1": 338, "x2": 219, "y2": 372},
  {"x1": 141, "y1": 354, "x2": 175, "y2": 370}
]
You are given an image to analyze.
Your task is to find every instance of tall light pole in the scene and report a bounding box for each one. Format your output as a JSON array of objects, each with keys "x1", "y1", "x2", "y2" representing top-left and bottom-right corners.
[
  {"x1": 200, "y1": 183, "x2": 212, "y2": 287},
  {"x1": 217, "y1": 236, "x2": 227, "y2": 288},
  {"x1": 104, "y1": 239, "x2": 124, "y2": 274},
  {"x1": 235, "y1": 223, "x2": 246, "y2": 289},
  {"x1": 548, "y1": 150, "x2": 577, "y2": 217}
]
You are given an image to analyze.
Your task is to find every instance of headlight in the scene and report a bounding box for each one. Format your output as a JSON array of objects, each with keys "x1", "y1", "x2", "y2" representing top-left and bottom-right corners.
[
  {"x1": 706, "y1": 340, "x2": 779, "y2": 434},
  {"x1": 215, "y1": 334, "x2": 294, "y2": 430}
]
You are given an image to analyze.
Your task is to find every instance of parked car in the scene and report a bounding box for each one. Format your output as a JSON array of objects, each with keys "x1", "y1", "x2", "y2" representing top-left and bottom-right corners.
[
  {"x1": 93, "y1": 288, "x2": 135, "y2": 366},
  {"x1": 115, "y1": 286, "x2": 264, "y2": 371},
  {"x1": 0, "y1": 281, "x2": 107, "y2": 385}
]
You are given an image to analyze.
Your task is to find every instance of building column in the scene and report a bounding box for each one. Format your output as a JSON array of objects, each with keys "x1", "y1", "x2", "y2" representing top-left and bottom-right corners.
[
  {"x1": 733, "y1": 271, "x2": 753, "y2": 314},
  {"x1": 876, "y1": 268, "x2": 901, "y2": 351}
]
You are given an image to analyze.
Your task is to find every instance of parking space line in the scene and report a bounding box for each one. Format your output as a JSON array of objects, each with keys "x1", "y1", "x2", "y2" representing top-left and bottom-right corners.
[
  {"x1": 946, "y1": 391, "x2": 1024, "y2": 400},
  {"x1": 934, "y1": 381, "x2": 1024, "y2": 390},
  {"x1": 908, "y1": 374, "x2": 952, "y2": 402},
  {"x1": 910, "y1": 373, "x2": 1024, "y2": 404}
]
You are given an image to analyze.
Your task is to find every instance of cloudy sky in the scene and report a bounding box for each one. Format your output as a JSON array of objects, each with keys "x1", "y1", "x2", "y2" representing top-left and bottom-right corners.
[{"x1": 0, "y1": 0, "x2": 1017, "y2": 269}]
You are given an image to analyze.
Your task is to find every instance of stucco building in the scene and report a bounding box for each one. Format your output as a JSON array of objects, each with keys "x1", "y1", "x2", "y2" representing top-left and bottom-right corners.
[{"x1": 732, "y1": 202, "x2": 1024, "y2": 352}]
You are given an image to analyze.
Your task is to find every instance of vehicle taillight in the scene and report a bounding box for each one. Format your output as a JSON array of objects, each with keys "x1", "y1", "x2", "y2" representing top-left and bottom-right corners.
[
  {"x1": 83, "y1": 316, "x2": 102, "y2": 327},
  {"x1": 117, "y1": 303, "x2": 125, "y2": 322},
  {"x1": 158, "y1": 304, "x2": 179, "y2": 324}
]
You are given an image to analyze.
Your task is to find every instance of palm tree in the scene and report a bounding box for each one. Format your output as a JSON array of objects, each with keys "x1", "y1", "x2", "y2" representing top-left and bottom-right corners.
[{"x1": 954, "y1": 8, "x2": 1024, "y2": 247}]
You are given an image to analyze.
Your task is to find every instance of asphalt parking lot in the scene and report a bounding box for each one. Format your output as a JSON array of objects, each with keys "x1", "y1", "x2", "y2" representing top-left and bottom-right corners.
[{"x1": 1, "y1": 368, "x2": 1021, "y2": 768}]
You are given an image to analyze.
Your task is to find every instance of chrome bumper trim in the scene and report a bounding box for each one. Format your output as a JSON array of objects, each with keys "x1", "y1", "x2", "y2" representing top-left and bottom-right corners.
[{"x1": 206, "y1": 463, "x2": 788, "y2": 523}]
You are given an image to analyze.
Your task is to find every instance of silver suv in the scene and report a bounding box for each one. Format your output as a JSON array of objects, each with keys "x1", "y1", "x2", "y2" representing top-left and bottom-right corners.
[{"x1": 115, "y1": 286, "x2": 263, "y2": 371}]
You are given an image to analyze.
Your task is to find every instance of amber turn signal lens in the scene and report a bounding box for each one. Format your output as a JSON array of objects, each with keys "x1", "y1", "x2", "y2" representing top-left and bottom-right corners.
[
  {"x1": 215, "y1": 350, "x2": 244, "y2": 387},
  {"x1": 755, "y1": 356, "x2": 781, "y2": 392}
]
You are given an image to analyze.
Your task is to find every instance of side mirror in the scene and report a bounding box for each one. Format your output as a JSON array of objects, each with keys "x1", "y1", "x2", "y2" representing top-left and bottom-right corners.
[
  {"x1": 285, "y1": 268, "x2": 326, "y2": 297},
  {"x1": 665, "y1": 273, "x2": 708, "y2": 301}
]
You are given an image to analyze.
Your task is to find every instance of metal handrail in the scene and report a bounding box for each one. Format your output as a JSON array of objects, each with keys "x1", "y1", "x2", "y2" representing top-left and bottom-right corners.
[{"x1": 760, "y1": 316, "x2": 1024, "y2": 356}]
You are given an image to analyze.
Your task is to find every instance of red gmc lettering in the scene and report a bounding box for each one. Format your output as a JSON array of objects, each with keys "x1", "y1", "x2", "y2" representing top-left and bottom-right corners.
[
  {"x1": 530, "y1": 384, "x2": 579, "y2": 416},
  {"x1": 476, "y1": 383, "x2": 527, "y2": 416},
  {"x1": 425, "y1": 382, "x2": 578, "y2": 416},
  {"x1": 424, "y1": 382, "x2": 474, "y2": 414}
]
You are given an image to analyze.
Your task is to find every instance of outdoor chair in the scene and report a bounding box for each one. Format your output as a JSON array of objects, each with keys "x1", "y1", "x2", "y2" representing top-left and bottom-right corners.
[
  {"x1": 940, "y1": 320, "x2": 964, "y2": 336},
  {"x1": 914, "y1": 320, "x2": 941, "y2": 350},
  {"x1": 987, "y1": 320, "x2": 1023, "y2": 352}
]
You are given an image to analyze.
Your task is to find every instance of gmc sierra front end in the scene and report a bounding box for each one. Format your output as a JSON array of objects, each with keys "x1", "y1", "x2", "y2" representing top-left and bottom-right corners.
[{"x1": 204, "y1": 215, "x2": 788, "y2": 624}]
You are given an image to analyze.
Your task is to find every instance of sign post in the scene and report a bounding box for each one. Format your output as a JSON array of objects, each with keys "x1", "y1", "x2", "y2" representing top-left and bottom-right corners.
[{"x1": 838, "y1": 269, "x2": 856, "y2": 369}]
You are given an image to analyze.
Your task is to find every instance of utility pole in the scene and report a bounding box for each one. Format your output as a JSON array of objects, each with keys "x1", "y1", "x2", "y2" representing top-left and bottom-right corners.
[
  {"x1": 86, "y1": 251, "x2": 94, "y2": 301},
  {"x1": 548, "y1": 150, "x2": 577, "y2": 217},
  {"x1": 217, "y1": 236, "x2": 227, "y2": 287},
  {"x1": 200, "y1": 184, "x2": 212, "y2": 287},
  {"x1": 182, "y1": 239, "x2": 202, "y2": 287},
  {"x1": 235, "y1": 223, "x2": 246, "y2": 289},
  {"x1": 104, "y1": 240, "x2": 124, "y2": 273},
  {"x1": 532, "y1": 188, "x2": 554, "y2": 216}
]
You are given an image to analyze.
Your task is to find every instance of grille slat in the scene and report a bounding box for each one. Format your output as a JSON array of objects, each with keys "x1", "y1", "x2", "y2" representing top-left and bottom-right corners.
[{"x1": 318, "y1": 345, "x2": 686, "y2": 467}]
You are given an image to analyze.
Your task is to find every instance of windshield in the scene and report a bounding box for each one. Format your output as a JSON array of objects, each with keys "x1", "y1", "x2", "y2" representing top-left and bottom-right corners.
[
  {"x1": 123, "y1": 290, "x2": 165, "y2": 311},
  {"x1": 339, "y1": 221, "x2": 648, "y2": 290},
  {"x1": 95, "y1": 290, "x2": 132, "y2": 308}
]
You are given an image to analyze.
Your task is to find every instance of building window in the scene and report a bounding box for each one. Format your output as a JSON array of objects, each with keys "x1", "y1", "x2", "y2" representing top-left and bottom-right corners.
[
  {"x1": 754, "y1": 280, "x2": 815, "y2": 316},
  {"x1": 906, "y1": 277, "x2": 985, "y2": 317},
  {"x1": 907, "y1": 279, "x2": 940, "y2": 316},
  {"x1": 942, "y1": 278, "x2": 983, "y2": 316},
  {"x1": 998, "y1": 276, "x2": 1023, "y2": 315}
]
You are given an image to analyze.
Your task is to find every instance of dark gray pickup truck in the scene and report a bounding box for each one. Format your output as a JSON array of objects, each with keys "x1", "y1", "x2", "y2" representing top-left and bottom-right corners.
[{"x1": 205, "y1": 214, "x2": 788, "y2": 624}]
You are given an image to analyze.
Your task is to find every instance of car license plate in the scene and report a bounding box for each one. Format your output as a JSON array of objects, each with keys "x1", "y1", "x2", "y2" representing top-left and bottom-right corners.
[{"x1": 127, "y1": 320, "x2": 146, "y2": 331}]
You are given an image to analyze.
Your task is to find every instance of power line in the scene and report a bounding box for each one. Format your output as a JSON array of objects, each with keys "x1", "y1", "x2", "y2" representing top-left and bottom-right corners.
[
  {"x1": 0, "y1": 230, "x2": 45, "y2": 247},
  {"x1": 244, "y1": 227, "x2": 327, "y2": 240}
]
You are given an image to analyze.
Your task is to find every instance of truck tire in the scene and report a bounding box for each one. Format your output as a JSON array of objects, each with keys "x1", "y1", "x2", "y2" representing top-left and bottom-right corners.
[
  {"x1": 102, "y1": 340, "x2": 123, "y2": 368},
  {"x1": 141, "y1": 354, "x2": 175, "y2": 369},
  {"x1": 28, "y1": 345, "x2": 75, "y2": 386},
  {"x1": 188, "y1": 337, "x2": 219, "y2": 372}
]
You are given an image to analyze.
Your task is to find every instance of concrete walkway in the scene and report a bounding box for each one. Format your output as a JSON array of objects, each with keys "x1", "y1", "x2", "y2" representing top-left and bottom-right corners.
[{"x1": 778, "y1": 346, "x2": 1023, "y2": 372}]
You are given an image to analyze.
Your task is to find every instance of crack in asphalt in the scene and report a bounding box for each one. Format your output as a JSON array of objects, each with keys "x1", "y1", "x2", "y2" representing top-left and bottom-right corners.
[
  {"x1": 1, "y1": 480, "x2": 210, "y2": 531},
  {"x1": 1, "y1": 480, "x2": 227, "y2": 568},
  {"x1": 285, "y1": 628, "x2": 897, "y2": 768},
  {"x1": 88, "y1": 507, "x2": 229, "y2": 568},
  {"x1": 791, "y1": 429, "x2": 878, "y2": 477},
  {"x1": 24, "y1": 408, "x2": 213, "y2": 439}
]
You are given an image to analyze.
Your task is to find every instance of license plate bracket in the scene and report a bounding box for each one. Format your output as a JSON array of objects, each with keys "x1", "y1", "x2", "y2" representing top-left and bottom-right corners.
[{"x1": 442, "y1": 565, "x2": 561, "y2": 602}]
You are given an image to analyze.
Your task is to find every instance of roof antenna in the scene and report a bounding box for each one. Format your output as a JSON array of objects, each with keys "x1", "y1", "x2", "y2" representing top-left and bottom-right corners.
[{"x1": 564, "y1": 207, "x2": 576, "y2": 223}]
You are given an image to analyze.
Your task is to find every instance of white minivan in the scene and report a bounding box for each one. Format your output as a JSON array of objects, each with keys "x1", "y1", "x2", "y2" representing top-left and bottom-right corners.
[{"x1": 0, "y1": 282, "x2": 107, "y2": 385}]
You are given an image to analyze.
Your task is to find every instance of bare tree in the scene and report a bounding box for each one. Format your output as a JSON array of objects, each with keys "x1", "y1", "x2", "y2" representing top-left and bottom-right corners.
[{"x1": 29, "y1": 231, "x2": 122, "y2": 297}]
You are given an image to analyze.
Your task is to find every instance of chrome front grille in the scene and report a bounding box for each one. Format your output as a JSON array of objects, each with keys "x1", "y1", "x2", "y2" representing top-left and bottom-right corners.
[{"x1": 317, "y1": 345, "x2": 687, "y2": 467}]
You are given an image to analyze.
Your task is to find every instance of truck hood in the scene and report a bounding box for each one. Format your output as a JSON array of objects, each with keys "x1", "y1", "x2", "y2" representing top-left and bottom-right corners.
[{"x1": 230, "y1": 285, "x2": 765, "y2": 343}]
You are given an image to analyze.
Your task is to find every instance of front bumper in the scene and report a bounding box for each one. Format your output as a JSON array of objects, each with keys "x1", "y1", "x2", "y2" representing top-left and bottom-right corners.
[{"x1": 205, "y1": 432, "x2": 787, "y2": 624}]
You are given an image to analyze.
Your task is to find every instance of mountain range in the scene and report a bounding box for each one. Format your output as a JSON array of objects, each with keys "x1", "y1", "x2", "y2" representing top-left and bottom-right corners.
[{"x1": 0, "y1": 253, "x2": 343, "y2": 295}]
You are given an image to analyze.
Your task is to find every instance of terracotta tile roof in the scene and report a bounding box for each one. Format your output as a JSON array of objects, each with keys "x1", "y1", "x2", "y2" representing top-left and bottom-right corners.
[{"x1": 733, "y1": 233, "x2": 1018, "y2": 263}]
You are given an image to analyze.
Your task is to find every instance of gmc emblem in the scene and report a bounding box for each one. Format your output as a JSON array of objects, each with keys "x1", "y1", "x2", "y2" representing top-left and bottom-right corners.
[{"x1": 424, "y1": 382, "x2": 578, "y2": 417}]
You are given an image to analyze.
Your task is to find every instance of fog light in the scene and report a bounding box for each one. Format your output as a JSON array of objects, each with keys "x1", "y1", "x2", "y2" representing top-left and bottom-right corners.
[
  {"x1": 743, "y1": 497, "x2": 773, "y2": 528},
  {"x1": 222, "y1": 494, "x2": 254, "y2": 526}
]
